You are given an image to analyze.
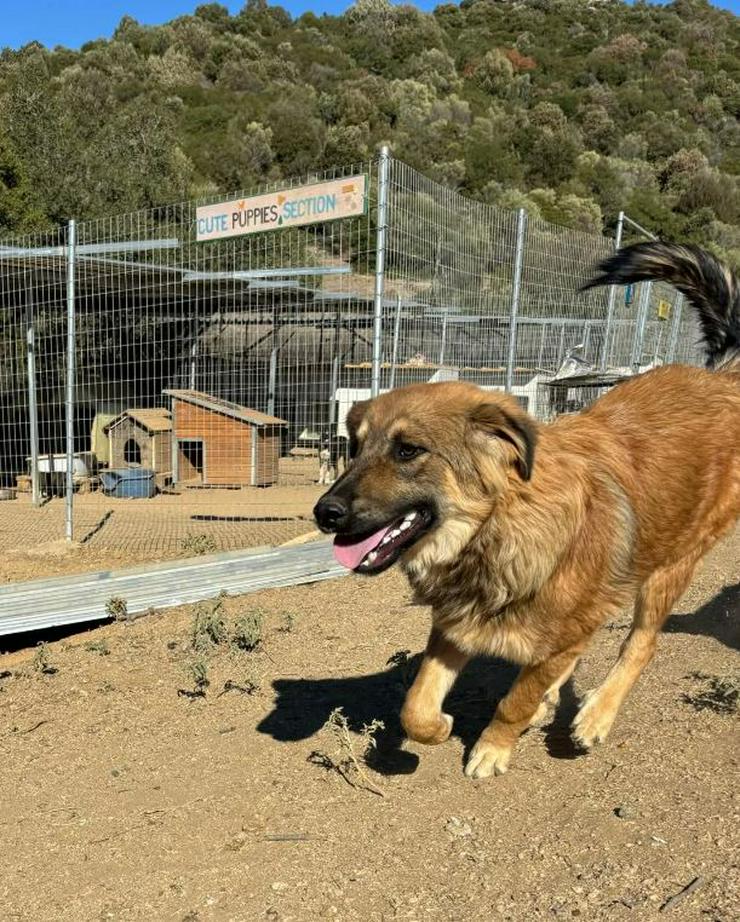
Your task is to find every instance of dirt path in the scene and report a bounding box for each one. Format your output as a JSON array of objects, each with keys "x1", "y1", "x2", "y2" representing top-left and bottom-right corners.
[{"x1": 0, "y1": 531, "x2": 738, "y2": 921}]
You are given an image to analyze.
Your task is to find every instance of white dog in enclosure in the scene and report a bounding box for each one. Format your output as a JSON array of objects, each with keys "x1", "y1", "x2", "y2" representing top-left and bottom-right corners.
[{"x1": 318, "y1": 443, "x2": 335, "y2": 485}]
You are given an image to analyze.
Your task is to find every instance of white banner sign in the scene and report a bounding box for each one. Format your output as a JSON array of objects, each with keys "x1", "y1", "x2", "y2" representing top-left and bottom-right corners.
[{"x1": 196, "y1": 174, "x2": 368, "y2": 242}]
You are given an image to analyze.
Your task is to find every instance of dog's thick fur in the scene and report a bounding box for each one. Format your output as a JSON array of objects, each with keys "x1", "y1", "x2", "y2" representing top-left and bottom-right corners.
[{"x1": 315, "y1": 242, "x2": 740, "y2": 778}]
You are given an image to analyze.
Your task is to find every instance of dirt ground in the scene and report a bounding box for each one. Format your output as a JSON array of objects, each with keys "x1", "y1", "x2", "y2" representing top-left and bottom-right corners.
[
  {"x1": 0, "y1": 477, "x2": 324, "y2": 584},
  {"x1": 0, "y1": 530, "x2": 738, "y2": 922}
]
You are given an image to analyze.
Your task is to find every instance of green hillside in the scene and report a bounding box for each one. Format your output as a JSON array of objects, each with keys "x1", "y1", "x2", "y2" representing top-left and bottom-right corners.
[{"x1": 1, "y1": 0, "x2": 738, "y2": 263}]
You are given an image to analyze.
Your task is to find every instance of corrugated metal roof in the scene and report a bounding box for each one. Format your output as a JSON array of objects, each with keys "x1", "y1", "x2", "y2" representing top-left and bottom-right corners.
[
  {"x1": 0, "y1": 541, "x2": 343, "y2": 637},
  {"x1": 104, "y1": 408, "x2": 173, "y2": 434},
  {"x1": 164, "y1": 389, "x2": 287, "y2": 427}
]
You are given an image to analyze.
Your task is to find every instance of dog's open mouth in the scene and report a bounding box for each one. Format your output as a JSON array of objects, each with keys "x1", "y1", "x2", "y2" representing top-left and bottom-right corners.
[{"x1": 333, "y1": 508, "x2": 433, "y2": 574}]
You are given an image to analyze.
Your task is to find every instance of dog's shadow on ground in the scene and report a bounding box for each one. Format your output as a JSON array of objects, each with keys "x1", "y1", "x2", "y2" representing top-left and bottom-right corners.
[
  {"x1": 664, "y1": 582, "x2": 739, "y2": 652},
  {"x1": 256, "y1": 583, "x2": 739, "y2": 776},
  {"x1": 256, "y1": 653, "x2": 511, "y2": 776},
  {"x1": 256, "y1": 654, "x2": 582, "y2": 776}
]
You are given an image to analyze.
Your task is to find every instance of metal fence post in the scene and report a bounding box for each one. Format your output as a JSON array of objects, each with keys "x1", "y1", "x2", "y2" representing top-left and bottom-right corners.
[
  {"x1": 65, "y1": 219, "x2": 76, "y2": 542},
  {"x1": 26, "y1": 309, "x2": 40, "y2": 506},
  {"x1": 329, "y1": 355, "x2": 340, "y2": 423},
  {"x1": 583, "y1": 321, "x2": 592, "y2": 361},
  {"x1": 389, "y1": 294, "x2": 402, "y2": 391},
  {"x1": 537, "y1": 325, "x2": 546, "y2": 369},
  {"x1": 630, "y1": 281, "x2": 652, "y2": 373},
  {"x1": 267, "y1": 347, "x2": 278, "y2": 417},
  {"x1": 439, "y1": 307, "x2": 448, "y2": 368},
  {"x1": 371, "y1": 146, "x2": 390, "y2": 398},
  {"x1": 599, "y1": 210, "x2": 624, "y2": 372},
  {"x1": 666, "y1": 293, "x2": 684, "y2": 364},
  {"x1": 505, "y1": 208, "x2": 527, "y2": 394},
  {"x1": 652, "y1": 325, "x2": 663, "y2": 364},
  {"x1": 556, "y1": 322, "x2": 567, "y2": 370},
  {"x1": 189, "y1": 339, "x2": 198, "y2": 389}
]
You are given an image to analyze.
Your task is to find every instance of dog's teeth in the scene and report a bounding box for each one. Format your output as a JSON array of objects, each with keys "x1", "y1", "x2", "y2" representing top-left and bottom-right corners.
[
  {"x1": 400, "y1": 521, "x2": 411, "y2": 531},
  {"x1": 406, "y1": 511, "x2": 417, "y2": 522},
  {"x1": 367, "y1": 551, "x2": 378, "y2": 563},
  {"x1": 391, "y1": 529, "x2": 401, "y2": 538}
]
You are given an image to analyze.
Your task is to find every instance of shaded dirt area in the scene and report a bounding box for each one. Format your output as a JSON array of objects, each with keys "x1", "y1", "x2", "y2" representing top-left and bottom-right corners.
[{"x1": 0, "y1": 532, "x2": 738, "y2": 921}]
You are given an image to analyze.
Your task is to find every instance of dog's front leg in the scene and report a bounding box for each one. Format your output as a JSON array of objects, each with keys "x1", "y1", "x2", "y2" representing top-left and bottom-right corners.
[
  {"x1": 465, "y1": 646, "x2": 582, "y2": 779},
  {"x1": 401, "y1": 628, "x2": 469, "y2": 745}
]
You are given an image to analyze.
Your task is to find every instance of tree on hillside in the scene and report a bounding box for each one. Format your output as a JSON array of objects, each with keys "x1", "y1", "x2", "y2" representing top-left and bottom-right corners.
[{"x1": 0, "y1": 131, "x2": 45, "y2": 234}]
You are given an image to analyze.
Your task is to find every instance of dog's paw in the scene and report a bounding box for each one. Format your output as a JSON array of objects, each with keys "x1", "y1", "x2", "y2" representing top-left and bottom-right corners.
[
  {"x1": 402, "y1": 710, "x2": 453, "y2": 746},
  {"x1": 435, "y1": 712, "x2": 454, "y2": 744},
  {"x1": 464, "y1": 739, "x2": 512, "y2": 779},
  {"x1": 571, "y1": 689, "x2": 616, "y2": 749}
]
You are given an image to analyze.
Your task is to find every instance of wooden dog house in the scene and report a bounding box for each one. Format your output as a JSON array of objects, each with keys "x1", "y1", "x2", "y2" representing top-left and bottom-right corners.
[
  {"x1": 164, "y1": 389, "x2": 287, "y2": 486},
  {"x1": 104, "y1": 408, "x2": 172, "y2": 473}
]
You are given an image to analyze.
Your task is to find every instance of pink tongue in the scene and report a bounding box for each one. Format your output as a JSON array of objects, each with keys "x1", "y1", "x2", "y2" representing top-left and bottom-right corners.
[{"x1": 333, "y1": 526, "x2": 390, "y2": 570}]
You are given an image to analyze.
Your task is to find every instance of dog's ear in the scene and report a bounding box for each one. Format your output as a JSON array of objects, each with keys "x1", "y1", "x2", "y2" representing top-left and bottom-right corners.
[
  {"x1": 346, "y1": 400, "x2": 370, "y2": 458},
  {"x1": 469, "y1": 401, "x2": 538, "y2": 481}
]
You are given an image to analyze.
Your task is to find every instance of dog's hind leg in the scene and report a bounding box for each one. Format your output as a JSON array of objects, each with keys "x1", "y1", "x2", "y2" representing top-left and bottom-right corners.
[
  {"x1": 572, "y1": 555, "x2": 699, "y2": 750},
  {"x1": 401, "y1": 628, "x2": 469, "y2": 746},
  {"x1": 465, "y1": 645, "x2": 584, "y2": 779},
  {"x1": 528, "y1": 658, "x2": 580, "y2": 728}
]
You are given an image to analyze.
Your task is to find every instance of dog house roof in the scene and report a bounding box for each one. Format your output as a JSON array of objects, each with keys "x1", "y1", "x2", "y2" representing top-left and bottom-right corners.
[
  {"x1": 104, "y1": 407, "x2": 173, "y2": 434},
  {"x1": 163, "y1": 389, "x2": 287, "y2": 427}
]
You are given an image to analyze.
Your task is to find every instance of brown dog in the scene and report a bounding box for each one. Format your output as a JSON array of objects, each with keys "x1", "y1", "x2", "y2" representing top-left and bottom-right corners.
[{"x1": 315, "y1": 242, "x2": 740, "y2": 778}]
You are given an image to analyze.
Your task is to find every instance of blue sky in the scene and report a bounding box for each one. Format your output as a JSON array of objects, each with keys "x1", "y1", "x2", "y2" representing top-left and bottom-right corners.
[{"x1": 1, "y1": 0, "x2": 738, "y2": 51}]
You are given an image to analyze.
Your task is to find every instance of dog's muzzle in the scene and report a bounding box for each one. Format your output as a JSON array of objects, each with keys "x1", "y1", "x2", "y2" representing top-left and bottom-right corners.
[{"x1": 313, "y1": 494, "x2": 350, "y2": 533}]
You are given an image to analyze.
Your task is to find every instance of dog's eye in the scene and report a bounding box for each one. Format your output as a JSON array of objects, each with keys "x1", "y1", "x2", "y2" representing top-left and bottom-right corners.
[{"x1": 394, "y1": 442, "x2": 426, "y2": 462}]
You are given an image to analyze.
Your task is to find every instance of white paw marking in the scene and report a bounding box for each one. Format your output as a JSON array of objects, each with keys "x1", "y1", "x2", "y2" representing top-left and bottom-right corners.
[
  {"x1": 571, "y1": 688, "x2": 617, "y2": 749},
  {"x1": 464, "y1": 739, "x2": 512, "y2": 779}
]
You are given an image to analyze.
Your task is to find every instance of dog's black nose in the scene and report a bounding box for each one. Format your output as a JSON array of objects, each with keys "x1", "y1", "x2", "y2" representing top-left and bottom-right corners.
[{"x1": 314, "y1": 495, "x2": 349, "y2": 532}]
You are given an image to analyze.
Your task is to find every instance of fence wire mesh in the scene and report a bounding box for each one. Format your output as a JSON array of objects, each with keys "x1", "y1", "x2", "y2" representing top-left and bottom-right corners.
[{"x1": 0, "y1": 152, "x2": 704, "y2": 572}]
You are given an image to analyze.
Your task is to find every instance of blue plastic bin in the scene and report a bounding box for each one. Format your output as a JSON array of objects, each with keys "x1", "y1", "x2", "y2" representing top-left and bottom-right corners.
[{"x1": 100, "y1": 468, "x2": 157, "y2": 499}]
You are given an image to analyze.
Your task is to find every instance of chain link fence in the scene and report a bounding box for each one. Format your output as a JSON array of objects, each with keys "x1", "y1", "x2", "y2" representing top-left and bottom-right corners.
[{"x1": 0, "y1": 150, "x2": 703, "y2": 570}]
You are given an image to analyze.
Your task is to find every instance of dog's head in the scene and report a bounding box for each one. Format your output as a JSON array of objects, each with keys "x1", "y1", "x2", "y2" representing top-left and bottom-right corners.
[{"x1": 313, "y1": 382, "x2": 538, "y2": 575}]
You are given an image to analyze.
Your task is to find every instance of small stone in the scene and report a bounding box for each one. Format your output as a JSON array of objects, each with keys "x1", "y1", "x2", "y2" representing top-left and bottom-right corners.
[
  {"x1": 271, "y1": 882, "x2": 288, "y2": 893},
  {"x1": 614, "y1": 805, "x2": 635, "y2": 819},
  {"x1": 446, "y1": 816, "x2": 473, "y2": 838},
  {"x1": 225, "y1": 831, "x2": 248, "y2": 852}
]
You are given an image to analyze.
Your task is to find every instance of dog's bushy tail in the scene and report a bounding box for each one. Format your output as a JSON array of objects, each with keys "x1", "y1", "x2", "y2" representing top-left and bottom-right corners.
[{"x1": 583, "y1": 241, "x2": 740, "y2": 371}]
